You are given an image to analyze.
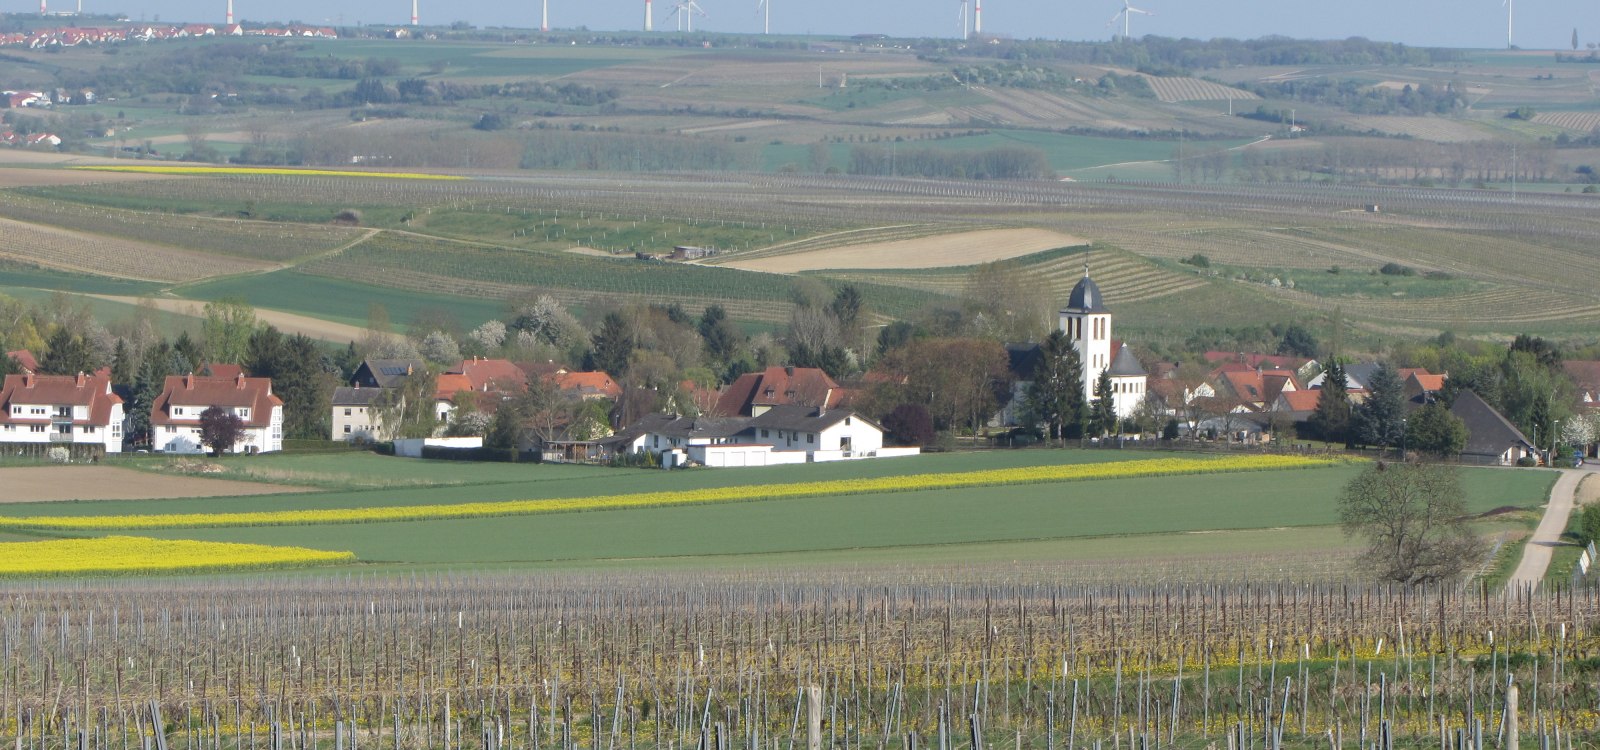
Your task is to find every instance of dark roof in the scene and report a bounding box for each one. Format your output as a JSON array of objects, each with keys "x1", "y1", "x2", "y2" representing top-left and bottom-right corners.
[
  {"x1": 1450, "y1": 390, "x2": 1535, "y2": 458},
  {"x1": 749, "y1": 404, "x2": 868, "y2": 433},
  {"x1": 1108, "y1": 342, "x2": 1146, "y2": 377},
  {"x1": 1064, "y1": 273, "x2": 1108, "y2": 314},
  {"x1": 351, "y1": 359, "x2": 425, "y2": 388},
  {"x1": 1342, "y1": 362, "x2": 1382, "y2": 391},
  {"x1": 615, "y1": 413, "x2": 750, "y2": 441},
  {"x1": 1005, "y1": 343, "x2": 1043, "y2": 380},
  {"x1": 332, "y1": 386, "x2": 387, "y2": 406}
]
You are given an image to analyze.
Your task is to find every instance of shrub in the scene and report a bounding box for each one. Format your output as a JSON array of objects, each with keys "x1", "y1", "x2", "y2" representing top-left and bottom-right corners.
[
  {"x1": 1582, "y1": 505, "x2": 1600, "y2": 547},
  {"x1": 1379, "y1": 263, "x2": 1416, "y2": 276},
  {"x1": 1180, "y1": 253, "x2": 1211, "y2": 268}
]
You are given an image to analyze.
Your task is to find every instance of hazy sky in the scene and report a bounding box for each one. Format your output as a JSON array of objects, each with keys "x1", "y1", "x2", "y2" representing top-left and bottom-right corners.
[{"x1": 52, "y1": 0, "x2": 1600, "y2": 50}]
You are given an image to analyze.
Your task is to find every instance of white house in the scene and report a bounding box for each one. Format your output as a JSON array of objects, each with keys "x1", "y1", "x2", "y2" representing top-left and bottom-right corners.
[
  {"x1": 0, "y1": 372, "x2": 124, "y2": 453},
  {"x1": 151, "y1": 373, "x2": 283, "y2": 454},
  {"x1": 332, "y1": 385, "x2": 388, "y2": 442},
  {"x1": 593, "y1": 405, "x2": 915, "y2": 467}
]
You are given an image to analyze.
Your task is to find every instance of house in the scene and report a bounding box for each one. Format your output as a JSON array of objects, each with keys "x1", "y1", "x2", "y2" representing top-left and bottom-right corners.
[
  {"x1": 5, "y1": 350, "x2": 38, "y2": 374},
  {"x1": 1400, "y1": 368, "x2": 1447, "y2": 406},
  {"x1": 332, "y1": 385, "x2": 389, "y2": 442},
  {"x1": 433, "y1": 373, "x2": 474, "y2": 423},
  {"x1": 453, "y1": 357, "x2": 528, "y2": 394},
  {"x1": 350, "y1": 358, "x2": 425, "y2": 389},
  {"x1": 1212, "y1": 366, "x2": 1300, "y2": 411},
  {"x1": 0, "y1": 372, "x2": 124, "y2": 454},
  {"x1": 1203, "y1": 352, "x2": 1319, "y2": 382},
  {"x1": 587, "y1": 404, "x2": 914, "y2": 467},
  {"x1": 713, "y1": 366, "x2": 848, "y2": 417},
  {"x1": 1450, "y1": 390, "x2": 1536, "y2": 466},
  {"x1": 151, "y1": 373, "x2": 283, "y2": 454},
  {"x1": 553, "y1": 370, "x2": 621, "y2": 401},
  {"x1": 1271, "y1": 389, "x2": 1321, "y2": 415}
]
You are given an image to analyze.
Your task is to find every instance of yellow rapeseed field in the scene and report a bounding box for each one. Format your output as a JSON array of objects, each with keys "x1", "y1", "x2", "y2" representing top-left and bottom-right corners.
[
  {"x1": 0, "y1": 455, "x2": 1341, "y2": 531},
  {"x1": 0, "y1": 536, "x2": 354, "y2": 576},
  {"x1": 69, "y1": 166, "x2": 465, "y2": 180}
]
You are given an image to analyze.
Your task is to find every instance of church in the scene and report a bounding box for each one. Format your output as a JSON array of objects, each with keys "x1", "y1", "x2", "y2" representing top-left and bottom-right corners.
[
  {"x1": 1059, "y1": 266, "x2": 1149, "y2": 419},
  {"x1": 1001, "y1": 266, "x2": 1148, "y2": 426}
]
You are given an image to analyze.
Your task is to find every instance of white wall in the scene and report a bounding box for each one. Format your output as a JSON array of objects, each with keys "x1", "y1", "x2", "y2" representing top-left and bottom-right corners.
[
  {"x1": 333, "y1": 404, "x2": 383, "y2": 442},
  {"x1": 393, "y1": 436, "x2": 483, "y2": 458}
]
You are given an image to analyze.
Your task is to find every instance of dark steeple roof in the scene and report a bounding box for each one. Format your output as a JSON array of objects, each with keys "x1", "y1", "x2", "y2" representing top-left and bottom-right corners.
[
  {"x1": 1064, "y1": 263, "x2": 1109, "y2": 314},
  {"x1": 1108, "y1": 343, "x2": 1147, "y2": 377}
]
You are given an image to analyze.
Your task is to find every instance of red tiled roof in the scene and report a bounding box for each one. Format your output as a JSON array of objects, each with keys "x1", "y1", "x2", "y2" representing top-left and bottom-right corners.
[
  {"x1": 1217, "y1": 369, "x2": 1299, "y2": 405},
  {"x1": 151, "y1": 374, "x2": 281, "y2": 428},
  {"x1": 554, "y1": 371, "x2": 621, "y2": 399},
  {"x1": 1399, "y1": 368, "x2": 1447, "y2": 393},
  {"x1": 1276, "y1": 390, "x2": 1322, "y2": 412},
  {"x1": 434, "y1": 373, "x2": 473, "y2": 401},
  {"x1": 0, "y1": 372, "x2": 122, "y2": 426},
  {"x1": 1564, "y1": 361, "x2": 1600, "y2": 390},
  {"x1": 712, "y1": 366, "x2": 845, "y2": 417},
  {"x1": 451, "y1": 358, "x2": 527, "y2": 393},
  {"x1": 5, "y1": 350, "x2": 38, "y2": 373}
]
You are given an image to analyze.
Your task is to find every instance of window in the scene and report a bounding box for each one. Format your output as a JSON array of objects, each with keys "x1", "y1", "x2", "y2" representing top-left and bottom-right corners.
[
  {"x1": 807, "y1": 433, "x2": 815, "y2": 444},
  {"x1": 844, "y1": 417, "x2": 852, "y2": 425},
  {"x1": 83, "y1": 426, "x2": 96, "y2": 434},
  {"x1": 165, "y1": 426, "x2": 176, "y2": 433},
  {"x1": 173, "y1": 407, "x2": 183, "y2": 416},
  {"x1": 30, "y1": 425, "x2": 45, "y2": 433},
  {"x1": 1, "y1": 424, "x2": 10, "y2": 431},
  {"x1": 344, "y1": 408, "x2": 352, "y2": 416},
  {"x1": 760, "y1": 429, "x2": 769, "y2": 438},
  {"x1": 344, "y1": 425, "x2": 351, "y2": 434},
  {"x1": 30, "y1": 407, "x2": 44, "y2": 415}
]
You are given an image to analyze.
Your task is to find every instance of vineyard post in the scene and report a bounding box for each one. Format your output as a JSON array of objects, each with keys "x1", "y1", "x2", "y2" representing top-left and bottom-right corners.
[
  {"x1": 806, "y1": 686, "x2": 820, "y2": 750},
  {"x1": 1506, "y1": 684, "x2": 1518, "y2": 750}
]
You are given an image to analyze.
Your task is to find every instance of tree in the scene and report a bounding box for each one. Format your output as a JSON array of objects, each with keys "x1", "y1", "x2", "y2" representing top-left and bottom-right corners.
[
  {"x1": 1023, "y1": 331, "x2": 1084, "y2": 442},
  {"x1": 1309, "y1": 362, "x2": 1352, "y2": 444},
  {"x1": 1405, "y1": 402, "x2": 1468, "y2": 458},
  {"x1": 1338, "y1": 461, "x2": 1479, "y2": 585},
  {"x1": 198, "y1": 405, "x2": 246, "y2": 455},
  {"x1": 37, "y1": 327, "x2": 94, "y2": 375},
  {"x1": 245, "y1": 328, "x2": 337, "y2": 441},
  {"x1": 110, "y1": 339, "x2": 134, "y2": 387},
  {"x1": 1582, "y1": 504, "x2": 1600, "y2": 547},
  {"x1": 1277, "y1": 324, "x2": 1318, "y2": 358},
  {"x1": 417, "y1": 331, "x2": 461, "y2": 365},
  {"x1": 881, "y1": 403, "x2": 935, "y2": 446},
  {"x1": 876, "y1": 338, "x2": 1009, "y2": 434},
  {"x1": 375, "y1": 368, "x2": 439, "y2": 440},
  {"x1": 201, "y1": 298, "x2": 257, "y2": 365},
  {"x1": 1087, "y1": 370, "x2": 1117, "y2": 438},
  {"x1": 697, "y1": 305, "x2": 742, "y2": 372},
  {"x1": 587, "y1": 312, "x2": 635, "y2": 376},
  {"x1": 1353, "y1": 362, "x2": 1406, "y2": 448}
]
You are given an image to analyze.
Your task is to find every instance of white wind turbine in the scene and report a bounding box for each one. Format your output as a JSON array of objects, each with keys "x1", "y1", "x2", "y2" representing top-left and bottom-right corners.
[
  {"x1": 958, "y1": 0, "x2": 968, "y2": 39},
  {"x1": 1502, "y1": 0, "x2": 1514, "y2": 48},
  {"x1": 757, "y1": 0, "x2": 769, "y2": 34},
  {"x1": 644, "y1": 0, "x2": 653, "y2": 31},
  {"x1": 1107, "y1": 0, "x2": 1152, "y2": 41},
  {"x1": 541, "y1": 0, "x2": 548, "y2": 31},
  {"x1": 669, "y1": 0, "x2": 705, "y2": 31}
]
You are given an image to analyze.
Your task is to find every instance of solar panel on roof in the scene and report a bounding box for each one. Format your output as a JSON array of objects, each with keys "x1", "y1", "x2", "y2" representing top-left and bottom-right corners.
[{"x1": 380, "y1": 366, "x2": 407, "y2": 375}]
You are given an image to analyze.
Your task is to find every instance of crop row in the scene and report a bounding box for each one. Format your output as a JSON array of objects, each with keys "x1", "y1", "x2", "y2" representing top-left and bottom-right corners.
[
  {"x1": 0, "y1": 536, "x2": 353, "y2": 576},
  {"x1": 0, "y1": 216, "x2": 270, "y2": 282},
  {"x1": 0, "y1": 455, "x2": 1342, "y2": 531},
  {"x1": 2, "y1": 191, "x2": 367, "y2": 263},
  {"x1": 825, "y1": 245, "x2": 1206, "y2": 304}
]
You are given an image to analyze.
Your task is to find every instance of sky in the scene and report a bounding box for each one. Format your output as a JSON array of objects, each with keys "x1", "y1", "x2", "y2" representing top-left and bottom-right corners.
[{"x1": 39, "y1": 0, "x2": 1600, "y2": 50}]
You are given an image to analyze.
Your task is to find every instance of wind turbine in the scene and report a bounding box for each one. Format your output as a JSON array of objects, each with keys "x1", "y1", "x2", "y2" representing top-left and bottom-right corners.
[
  {"x1": 408, "y1": 0, "x2": 416, "y2": 26},
  {"x1": 1502, "y1": 0, "x2": 1513, "y2": 48},
  {"x1": 957, "y1": 0, "x2": 968, "y2": 40},
  {"x1": 974, "y1": 0, "x2": 981, "y2": 35},
  {"x1": 1106, "y1": 0, "x2": 1152, "y2": 41},
  {"x1": 645, "y1": 0, "x2": 653, "y2": 31},
  {"x1": 226, "y1": 0, "x2": 234, "y2": 24},
  {"x1": 541, "y1": 0, "x2": 548, "y2": 31},
  {"x1": 668, "y1": 0, "x2": 705, "y2": 31},
  {"x1": 757, "y1": 0, "x2": 769, "y2": 34}
]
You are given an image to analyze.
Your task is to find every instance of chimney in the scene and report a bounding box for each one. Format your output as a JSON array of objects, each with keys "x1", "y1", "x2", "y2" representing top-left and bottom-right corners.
[
  {"x1": 236, "y1": 372, "x2": 246, "y2": 389},
  {"x1": 75, "y1": 371, "x2": 86, "y2": 387},
  {"x1": 22, "y1": 373, "x2": 33, "y2": 388},
  {"x1": 184, "y1": 373, "x2": 193, "y2": 390},
  {"x1": 785, "y1": 366, "x2": 795, "y2": 376},
  {"x1": 820, "y1": 388, "x2": 833, "y2": 416}
]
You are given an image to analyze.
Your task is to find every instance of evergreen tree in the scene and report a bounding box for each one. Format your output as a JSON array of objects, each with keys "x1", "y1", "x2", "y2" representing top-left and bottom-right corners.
[
  {"x1": 1406, "y1": 401, "x2": 1468, "y2": 458},
  {"x1": 110, "y1": 339, "x2": 134, "y2": 386},
  {"x1": 172, "y1": 331, "x2": 203, "y2": 374},
  {"x1": 587, "y1": 312, "x2": 635, "y2": 377},
  {"x1": 1354, "y1": 362, "x2": 1406, "y2": 448},
  {"x1": 697, "y1": 305, "x2": 742, "y2": 373},
  {"x1": 246, "y1": 327, "x2": 336, "y2": 440},
  {"x1": 1309, "y1": 362, "x2": 1352, "y2": 445},
  {"x1": 127, "y1": 342, "x2": 176, "y2": 447},
  {"x1": 1023, "y1": 330, "x2": 1085, "y2": 441},
  {"x1": 37, "y1": 327, "x2": 94, "y2": 375},
  {"x1": 1088, "y1": 369, "x2": 1117, "y2": 437},
  {"x1": 0, "y1": 353, "x2": 18, "y2": 377}
]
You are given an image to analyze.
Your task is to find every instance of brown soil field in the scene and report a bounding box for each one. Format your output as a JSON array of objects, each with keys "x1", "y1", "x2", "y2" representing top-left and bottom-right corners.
[
  {"x1": 0, "y1": 466, "x2": 303, "y2": 502},
  {"x1": 721, "y1": 228, "x2": 1087, "y2": 273},
  {"x1": 89, "y1": 295, "x2": 371, "y2": 343},
  {"x1": 0, "y1": 218, "x2": 275, "y2": 282},
  {"x1": 0, "y1": 166, "x2": 177, "y2": 187}
]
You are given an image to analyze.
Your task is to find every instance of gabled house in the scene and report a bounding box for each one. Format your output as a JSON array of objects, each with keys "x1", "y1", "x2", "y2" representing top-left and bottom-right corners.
[
  {"x1": 713, "y1": 366, "x2": 847, "y2": 417},
  {"x1": 334, "y1": 358, "x2": 427, "y2": 442},
  {"x1": 1450, "y1": 390, "x2": 1536, "y2": 466},
  {"x1": 554, "y1": 370, "x2": 621, "y2": 401},
  {"x1": 151, "y1": 373, "x2": 283, "y2": 454},
  {"x1": 1212, "y1": 367, "x2": 1300, "y2": 411},
  {"x1": 350, "y1": 358, "x2": 425, "y2": 389},
  {"x1": 589, "y1": 404, "x2": 910, "y2": 468},
  {"x1": 1204, "y1": 351, "x2": 1320, "y2": 382},
  {"x1": 1400, "y1": 368, "x2": 1447, "y2": 406},
  {"x1": 4, "y1": 350, "x2": 38, "y2": 374},
  {"x1": 0, "y1": 372, "x2": 124, "y2": 453}
]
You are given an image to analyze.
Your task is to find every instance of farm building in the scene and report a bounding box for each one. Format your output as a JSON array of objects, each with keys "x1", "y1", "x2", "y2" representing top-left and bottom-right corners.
[
  {"x1": 151, "y1": 373, "x2": 283, "y2": 454},
  {"x1": 1450, "y1": 390, "x2": 1536, "y2": 466},
  {"x1": 558, "y1": 405, "x2": 916, "y2": 467},
  {"x1": 0, "y1": 372, "x2": 124, "y2": 455}
]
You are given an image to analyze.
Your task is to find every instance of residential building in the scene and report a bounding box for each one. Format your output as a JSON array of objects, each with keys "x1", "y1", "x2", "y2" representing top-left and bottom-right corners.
[
  {"x1": 350, "y1": 359, "x2": 426, "y2": 389},
  {"x1": 713, "y1": 366, "x2": 847, "y2": 417},
  {"x1": 1212, "y1": 367, "x2": 1300, "y2": 411},
  {"x1": 1450, "y1": 390, "x2": 1536, "y2": 466},
  {"x1": 0, "y1": 372, "x2": 124, "y2": 453},
  {"x1": 332, "y1": 385, "x2": 388, "y2": 442},
  {"x1": 151, "y1": 373, "x2": 283, "y2": 454},
  {"x1": 1203, "y1": 351, "x2": 1319, "y2": 382},
  {"x1": 569, "y1": 405, "x2": 915, "y2": 467}
]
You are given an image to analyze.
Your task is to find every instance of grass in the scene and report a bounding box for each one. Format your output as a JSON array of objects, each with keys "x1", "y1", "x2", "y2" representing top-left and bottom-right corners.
[
  {"x1": 2, "y1": 452, "x2": 1556, "y2": 573},
  {"x1": 0, "y1": 261, "x2": 165, "y2": 296},
  {"x1": 171, "y1": 270, "x2": 508, "y2": 330}
]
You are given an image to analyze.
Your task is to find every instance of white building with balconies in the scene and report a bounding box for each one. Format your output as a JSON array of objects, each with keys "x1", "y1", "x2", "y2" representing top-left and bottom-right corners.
[{"x1": 0, "y1": 371, "x2": 124, "y2": 453}]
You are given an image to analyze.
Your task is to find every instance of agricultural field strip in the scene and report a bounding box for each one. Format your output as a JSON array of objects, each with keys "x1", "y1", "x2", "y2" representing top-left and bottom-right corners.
[
  {"x1": 0, "y1": 536, "x2": 353, "y2": 576},
  {"x1": 0, "y1": 455, "x2": 1342, "y2": 530},
  {"x1": 1, "y1": 191, "x2": 368, "y2": 263},
  {"x1": 823, "y1": 247, "x2": 1206, "y2": 302},
  {"x1": 70, "y1": 166, "x2": 468, "y2": 180},
  {"x1": 0, "y1": 216, "x2": 271, "y2": 283}
]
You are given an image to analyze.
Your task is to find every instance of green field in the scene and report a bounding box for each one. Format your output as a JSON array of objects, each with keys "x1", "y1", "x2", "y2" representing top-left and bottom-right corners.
[{"x1": 1, "y1": 451, "x2": 1554, "y2": 575}]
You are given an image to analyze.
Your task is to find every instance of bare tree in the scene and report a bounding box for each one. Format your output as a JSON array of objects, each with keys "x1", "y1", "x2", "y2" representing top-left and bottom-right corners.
[{"x1": 1338, "y1": 461, "x2": 1479, "y2": 585}]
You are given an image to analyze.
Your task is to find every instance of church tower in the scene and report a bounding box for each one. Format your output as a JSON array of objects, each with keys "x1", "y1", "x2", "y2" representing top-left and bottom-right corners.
[{"x1": 1060, "y1": 264, "x2": 1113, "y2": 404}]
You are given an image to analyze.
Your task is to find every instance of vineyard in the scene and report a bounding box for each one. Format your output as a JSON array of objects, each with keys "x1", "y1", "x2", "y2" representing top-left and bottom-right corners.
[
  {"x1": 0, "y1": 574, "x2": 1598, "y2": 750},
  {"x1": 1530, "y1": 112, "x2": 1600, "y2": 132},
  {"x1": 0, "y1": 216, "x2": 272, "y2": 283},
  {"x1": 1141, "y1": 77, "x2": 1260, "y2": 104}
]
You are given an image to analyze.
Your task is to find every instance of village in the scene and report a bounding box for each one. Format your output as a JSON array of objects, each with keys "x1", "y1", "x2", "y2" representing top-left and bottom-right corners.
[{"x1": 4, "y1": 271, "x2": 1591, "y2": 469}]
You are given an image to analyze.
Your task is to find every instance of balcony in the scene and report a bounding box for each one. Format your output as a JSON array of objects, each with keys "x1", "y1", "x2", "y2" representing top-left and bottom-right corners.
[{"x1": 48, "y1": 432, "x2": 72, "y2": 443}]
